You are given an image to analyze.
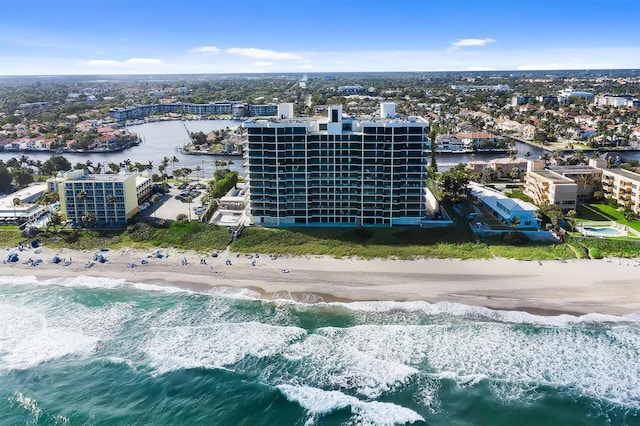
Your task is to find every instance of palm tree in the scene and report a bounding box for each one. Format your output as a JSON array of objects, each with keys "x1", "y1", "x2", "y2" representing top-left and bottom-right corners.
[
  {"x1": 576, "y1": 174, "x2": 593, "y2": 193},
  {"x1": 194, "y1": 165, "x2": 202, "y2": 179},
  {"x1": 552, "y1": 149, "x2": 564, "y2": 165},
  {"x1": 12, "y1": 197, "x2": 22, "y2": 221},
  {"x1": 107, "y1": 162, "x2": 121, "y2": 174},
  {"x1": 121, "y1": 158, "x2": 132, "y2": 172},
  {"x1": 19, "y1": 154, "x2": 30, "y2": 168},
  {"x1": 623, "y1": 209, "x2": 637, "y2": 236},
  {"x1": 171, "y1": 156, "x2": 179, "y2": 174},
  {"x1": 158, "y1": 164, "x2": 167, "y2": 183},
  {"x1": 82, "y1": 212, "x2": 97, "y2": 229},
  {"x1": 540, "y1": 153, "x2": 552, "y2": 167},
  {"x1": 77, "y1": 190, "x2": 88, "y2": 224},
  {"x1": 106, "y1": 195, "x2": 116, "y2": 226}
]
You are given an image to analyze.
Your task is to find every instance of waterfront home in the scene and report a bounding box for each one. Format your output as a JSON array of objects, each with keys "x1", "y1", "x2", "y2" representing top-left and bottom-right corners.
[{"x1": 455, "y1": 132, "x2": 500, "y2": 150}]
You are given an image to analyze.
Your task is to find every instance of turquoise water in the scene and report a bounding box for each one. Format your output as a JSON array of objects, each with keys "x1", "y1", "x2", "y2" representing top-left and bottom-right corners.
[
  {"x1": 583, "y1": 226, "x2": 625, "y2": 236},
  {"x1": 1, "y1": 275, "x2": 640, "y2": 425}
]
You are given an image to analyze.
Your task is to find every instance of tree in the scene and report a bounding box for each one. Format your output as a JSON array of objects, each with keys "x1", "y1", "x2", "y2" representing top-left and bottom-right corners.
[
  {"x1": 427, "y1": 127, "x2": 438, "y2": 179},
  {"x1": 509, "y1": 167, "x2": 521, "y2": 182},
  {"x1": 12, "y1": 197, "x2": 22, "y2": 221},
  {"x1": 537, "y1": 202, "x2": 563, "y2": 228},
  {"x1": 158, "y1": 164, "x2": 167, "y2": 183},
  {"x1": 77, "y1": 189, "x2": 88, "y2": 222},
  {"x1": 194, "y1": 165, "x2": 202, "y2": 179},
  {"x1": 82, "y1": 212, "x2": 97, "y2": 228},
  {"x1": 540, "y1": 153, "x2": 551, "y2": 167},
  {"x1": 12, "y1": 169, "x2": 34, "y2": 188},
  {"x1": 436, "y1": 164, "x2": 472, "y2": 202},
  {"x1": 171, "y1": 156, "x2": 179, "y2": 174},
  {"x1": 48, "y1": 212, "x2": 62, "y2": 232},
  {"x1": 623, "y1": 209, "x2": 637, "y2": 235},
  {"x1": 41, "y1": 156, "x2": 72, "y2": 175},
  {"x1": 107, "y1": 162, "x2": 121, "y2": 174}
]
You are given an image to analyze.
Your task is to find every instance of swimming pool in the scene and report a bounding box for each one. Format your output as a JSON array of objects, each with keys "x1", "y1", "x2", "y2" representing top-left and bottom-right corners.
[{"x1": 581, "y1": 226, "x2": 626, "y2": 237}]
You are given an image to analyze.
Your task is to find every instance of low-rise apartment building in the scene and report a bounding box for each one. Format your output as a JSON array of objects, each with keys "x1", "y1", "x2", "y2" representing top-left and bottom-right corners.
[
  {"x1": 601, "y1": 168, "x2": 640, "y2": 214},
  {"x1": 524, "y1": 169, "x2": 578, "y2": 213},
  {"x1": 52, "y1": 170, "x2": 147, "y2": 226}
]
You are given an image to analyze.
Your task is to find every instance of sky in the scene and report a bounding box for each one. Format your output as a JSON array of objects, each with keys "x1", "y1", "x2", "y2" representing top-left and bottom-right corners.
[{"x1": 1, "y1": 0, "x2": 639, "y2": 75}]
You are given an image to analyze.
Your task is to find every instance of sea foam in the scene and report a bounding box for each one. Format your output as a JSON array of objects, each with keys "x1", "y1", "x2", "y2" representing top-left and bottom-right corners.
[
  {"x1": 141, "y1": 321, "x2": 306, "y2": 374},
  {"x1": 328, "y1": 300, "x2": 640, "y2": 326},
  {"x1": 277, "y1": 384, "x2": 424, "y2": 426}
]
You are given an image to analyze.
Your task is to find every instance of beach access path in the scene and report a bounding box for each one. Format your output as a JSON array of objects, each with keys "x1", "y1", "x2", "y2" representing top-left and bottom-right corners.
[{"x1": 2, "y1": 245, "x2": 640, "y2": 316}]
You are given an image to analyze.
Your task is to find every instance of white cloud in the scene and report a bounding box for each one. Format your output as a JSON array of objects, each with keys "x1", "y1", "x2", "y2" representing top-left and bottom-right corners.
[
  {"x1": 451, "y1": 38, "x2": 496, "y2": 49},
  {"x1": 466, "y1": 66, "x2": 495, "y2": 71},
  {"x1": 125, "y1": 57, "x2": 163, "y2": 65},
  {"x1": 4, "y1": 45, "x2": 640, "y2": 75},
  {"x1": 226, "y1": 47, "x2": 301, "y2": 60},
  {"x1": 83, "y1": 57, "x2": 163, "y2": 67},
  {"x1": 252, "y1": 61, "x2": 273, "y2": 67},
  {"x1": 85, "y1": 59, "x2": 125, "y2": 67},
  {"x1": 189, "y1": 45, "x2": 221, "y2": 54}
]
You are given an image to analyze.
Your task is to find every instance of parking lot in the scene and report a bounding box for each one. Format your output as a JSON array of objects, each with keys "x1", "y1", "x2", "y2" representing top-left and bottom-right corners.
[{"x1": 140, "y1": 183, "x2": 207, "y2": 222}]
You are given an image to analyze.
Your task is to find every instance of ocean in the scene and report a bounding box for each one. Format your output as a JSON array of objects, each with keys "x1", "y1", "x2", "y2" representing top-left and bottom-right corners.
[{"x1": 1, "y1": 275, "x2": 639, "y2": 426}]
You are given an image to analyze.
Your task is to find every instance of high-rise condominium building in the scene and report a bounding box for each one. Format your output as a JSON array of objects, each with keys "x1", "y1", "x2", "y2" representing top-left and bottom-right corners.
[{"x1": 244, "y1": 103, "x2": 431, "y2": 227}]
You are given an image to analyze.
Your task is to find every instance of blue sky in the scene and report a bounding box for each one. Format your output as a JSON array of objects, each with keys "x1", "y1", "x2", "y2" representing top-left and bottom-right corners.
[{"x1": 1, "y1": 0, "x2": 638, "y2": 75}]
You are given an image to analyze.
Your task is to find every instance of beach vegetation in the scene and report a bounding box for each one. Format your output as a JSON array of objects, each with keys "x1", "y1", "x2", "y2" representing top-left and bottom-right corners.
[
  {"x1": 29, "y1": 221, "x2": 231, "y2": 251},
  {"x1": 567, "y1": 235, "x2": 640, "y2": 258},
  {"x1": 0, "y1": 226, "x2": 23, "y2": 246},
  {"x1": 229, "y1": 226, "x2": 574, "y2": 260}
]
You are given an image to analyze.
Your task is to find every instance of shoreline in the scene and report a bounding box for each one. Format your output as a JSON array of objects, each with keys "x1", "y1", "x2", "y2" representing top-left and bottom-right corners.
[{"x1": 2, "y1": 245, "x2": 640, "y2": 317}]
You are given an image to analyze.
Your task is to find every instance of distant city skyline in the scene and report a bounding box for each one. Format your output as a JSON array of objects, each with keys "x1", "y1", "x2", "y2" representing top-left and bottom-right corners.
[{"x1": 1, "y1": 0, "x2": 639, "y2": 76}]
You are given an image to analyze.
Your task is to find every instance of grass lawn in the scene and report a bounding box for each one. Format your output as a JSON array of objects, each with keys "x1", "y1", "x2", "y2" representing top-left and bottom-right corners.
[
  {"x1": 576, "y1": 204, "x2": 613, "y2": 221},
  {"x1": 587, "y1": 203, "x2": 640, "y2": 233}
]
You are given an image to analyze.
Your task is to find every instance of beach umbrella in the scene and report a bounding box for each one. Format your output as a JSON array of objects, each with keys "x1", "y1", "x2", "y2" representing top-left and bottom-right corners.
[
  {"x1": 52, "y1": 256, "x2": 61, "y2": 264},
  {"x1": 31, "y1": 240, "x2": 40, "y2": 248},
  {"x1": 8, "y1": 253, "x2": 19, "y2": 262}
]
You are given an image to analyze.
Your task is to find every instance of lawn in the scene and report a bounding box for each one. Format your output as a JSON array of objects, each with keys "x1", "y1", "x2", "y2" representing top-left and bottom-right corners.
[
  {"x1": 576, "y1": 204, "x2": 613, "y2": 221},
  {"x1": 587, "y1": 203, "x2": 640, "y2": 233}
]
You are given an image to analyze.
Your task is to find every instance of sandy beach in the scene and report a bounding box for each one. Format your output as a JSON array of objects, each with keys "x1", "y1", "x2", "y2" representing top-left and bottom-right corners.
[{"x1": 2, "y1": 244, "x2": 640, "y2": 316}]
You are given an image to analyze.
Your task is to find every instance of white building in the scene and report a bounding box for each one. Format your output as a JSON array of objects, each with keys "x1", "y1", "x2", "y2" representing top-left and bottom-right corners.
[
  {"x1": 469, "y1": 183, "x2": 539, "y2": 229},
  {"x1": 0, "y1": 184, "x2": 49, "y2": 224}
]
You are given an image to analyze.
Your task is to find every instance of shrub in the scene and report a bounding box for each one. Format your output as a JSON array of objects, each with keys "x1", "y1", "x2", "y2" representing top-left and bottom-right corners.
[
  {"x1": 176, "y1": 213, "x2": 188, "y2": 223},
  {"x1": 588, "y1": 247, "x2": 603, "y2": 259},
  {"x1": 128, "y1": 222, "x2": 152, "y2": 241}
]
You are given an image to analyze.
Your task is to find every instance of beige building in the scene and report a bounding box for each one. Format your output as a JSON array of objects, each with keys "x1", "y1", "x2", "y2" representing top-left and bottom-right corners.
[
  {"x1": 545, "y1": 164, "x2": 603, "y2": 203},
  {"x1": 524, "y1": 169, "x2": 578, "y2": 212},
  {"x1": 602, "y1": 168, "x2": 640, "y2": 214},
  {"x1": 53, "y1": 170, "x2": 141, "y2": 226}
]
